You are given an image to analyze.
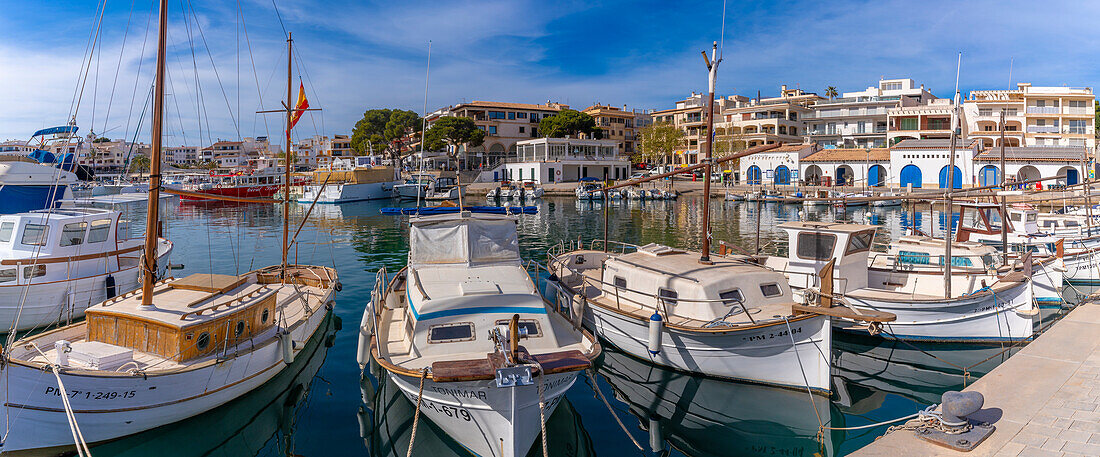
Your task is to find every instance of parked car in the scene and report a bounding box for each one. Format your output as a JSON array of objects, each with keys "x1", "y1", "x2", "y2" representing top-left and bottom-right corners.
[{"x1": 630, "y1": 172, "x2": 646, "y2": 180}]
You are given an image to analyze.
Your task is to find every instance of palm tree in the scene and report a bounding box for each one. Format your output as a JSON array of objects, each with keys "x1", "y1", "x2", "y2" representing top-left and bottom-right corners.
[
  {"x1": 825, "y1": 86, "x2": 839, "y2": 100},
  {"x1": 129, "y1": 155, "x2": 152, "y2": 178}
]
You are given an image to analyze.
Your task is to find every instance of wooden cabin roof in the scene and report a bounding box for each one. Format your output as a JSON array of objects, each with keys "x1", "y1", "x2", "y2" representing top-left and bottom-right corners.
[{"x1": 88, "y1": 274, "x2": 275, "y2": 330}]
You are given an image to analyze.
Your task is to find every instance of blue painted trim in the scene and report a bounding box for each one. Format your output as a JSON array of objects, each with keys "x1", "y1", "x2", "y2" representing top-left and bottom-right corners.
[{"x1": 407, "y1": 294, "x2": 546, "y2": 321}]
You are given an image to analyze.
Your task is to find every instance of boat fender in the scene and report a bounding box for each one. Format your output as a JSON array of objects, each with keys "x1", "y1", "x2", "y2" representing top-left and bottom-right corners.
[
  {"x1": 333, "y1": 315, "x2": 343, "y2": 331},
  {"x1": 105, "y1": 274, "x2": 117, "y2": 299},
  {"x1": 357, "y1": 405, "x2": 374, "y2": 439},
  {"x1": 280, "y1": 332, "x2": 295, "y2": 364},
  {"x1": 648, "y1": 415, "x2": 663, "y2": 453},
  {"x1": 571, "y1": 295, "x2": 585, "y2": 328},
  {"x1": 335, "y1": 281, "x2": 343, "y2": 292},
  {"x1": 647, "y1": 313, "x2": 663, "y2": 355}
]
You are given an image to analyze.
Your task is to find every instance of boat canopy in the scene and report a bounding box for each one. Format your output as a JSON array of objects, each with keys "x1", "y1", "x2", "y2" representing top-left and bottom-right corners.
[
  {"x1": 31, "y1": 125, "x2": 78, "y2": 138},
  {"x1": 409, "y1": 214, "x2": 520, "y2": 267},
  {"x1": 27, "y1": 149, "x2": 56, "y2": 164}
]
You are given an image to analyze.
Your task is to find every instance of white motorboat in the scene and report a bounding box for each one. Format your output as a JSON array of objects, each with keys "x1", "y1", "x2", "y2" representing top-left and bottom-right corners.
[
  {"x1": 765, "y1": 221, "x2": 1035, "y2": 342},
  {"x1": 0, "y1": 160, "x2": 79, "y2": 214},
  {"x1": 486, "y1": 182, "x2": 515, "y2": 201},
  {"x1": 575, "y1": 182, "x2": 604, "y2": 200},
  {"x1": 0, "y1": 206, "x2": 173, "y2": 331},
  {"x1": 298, "y1": 156, "x2": 399, "y2": 204},
  {"x1": 870, "y1": 193, "x2": 902, "y2": 207},
  {"x1": 831, "y1": 192, "x2": 869, "y2": 208},
  {"x1": 548, "y1": 241, "x2": 880, "y2": 393},
  {"x1": 359, "y1": 211, "x2": 599, "y2": 457},
  {"x1": 425, "y1": 173, "x2": 464, "y2": 201},
  {"x1": 510, "y1": 181, "x2": 544, "y2": 200},
  {"x1": 392, "y1": 174, "x2": 436, "y2": 200},
  {"x1": 723, "y1": 190, "x2": 743, "y2": 202},
  {"x1": 627, "y1": 187, "x2": 649, "y2": 200}
]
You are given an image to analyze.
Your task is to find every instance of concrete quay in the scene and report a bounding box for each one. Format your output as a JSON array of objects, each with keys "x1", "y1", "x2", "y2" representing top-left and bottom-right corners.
[{"x1": 851, "y1": 303, "x2": 1100, "y2": 457}]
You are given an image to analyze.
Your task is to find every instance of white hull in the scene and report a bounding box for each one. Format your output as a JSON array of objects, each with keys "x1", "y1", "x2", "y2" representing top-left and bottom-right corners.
[
  {"x1": 0, "y1": 239, "x2": 172, "y2": 332},
  {"x1": 297, "y1": 181, "x2": 396, "y2": 203},
  {"x1": 1031, "y1": 259, "x2": 1065, "y2": 305},
  {"x1": 0, "y1": 295, "x2": 334, "y2": 453},
  {"x1": 393, "y1": 184, "x2": 427, "y2": 200},
  {"x1": 584, "y1": 305, "x2": 831, "y2": 392},
  {"x1": 1063, "y1": 249, "x2": 1100, "y2": 284},
  {"x1": 426, "y1": 187, "x2": 463, "y2": 201},
  {"x1": 388, "y1": 370, "x2": 576, "y2": 457},
  {"x1": 841, "y1": 280, "x2": 1034, "y2": 342}
]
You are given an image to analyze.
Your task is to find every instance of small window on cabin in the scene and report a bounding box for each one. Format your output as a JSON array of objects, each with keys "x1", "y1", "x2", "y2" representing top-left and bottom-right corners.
[
  {"x1": 1026, "y1": 213, "x2": 1037, "y2": 222},
  {"x1": 21, "y1": 224, "x2": 48, "y2": 246},
  {"x1": 262, "y1": 308, "x2": 270, "y2": 324},
  {"x1": 495, "y1": 319, "x2": 542, "y2": 337},
  {"x1": 1011, "y1": 213, "x2": 1023, "y2": 222},
  {"x1": 613, "y1": 276, "x2": 627, "y2": 289},
  {"x1": 87, "y1": 219, "x2": 111, "y2": 243},
  {"x1": 60, "y1": 222, "x2": 87, "y2": 247},
  {"x1": 1065, "y1": 221, "x2": 1080, "y2": 228},
  {"x1": 0, "y1": 268, "x2": 15, "y2": 283},
  {"x1": 897, "y1": 250, "x2": 930, "y2": 265},
  {"x1": 950, "y1": 257, "x2": 973, "y2": 267},
  {"x1": 235, "y1": 321, "x2": 246, "y2": 337},
  {"x1": 759, "y1": 283, "x2": 782, "y2": 297},
  {"x1": 982, "y1": 255, "x2": 995, "y2": 269},
  {"x1": 846, "y1": 230, "x2": 875, "y2": 255},
  {"x1": 796, "y1": 233, "x2": 836, "y2": 261},
  {"x1": 23, "y1": 265, "x2": 45, "y2": 279},
  {"x1": 719, "y1": 289, "x2": 745, "y2": 305},
  {"x1": 658, "y1": 288, "x2": 678, "y2": 305},
  {"x1": 1042, "y1": 221, "x2": 1056, "y2": 228},
  {"x1": 196, "y1": 332, "x2": 211, "y2": 351},
  {"x1": 428, "y1": 322, "x2": 475, "y2": 343},
  {"x1": 0, "y1": 222, "x2": 13, "y2": 243}
]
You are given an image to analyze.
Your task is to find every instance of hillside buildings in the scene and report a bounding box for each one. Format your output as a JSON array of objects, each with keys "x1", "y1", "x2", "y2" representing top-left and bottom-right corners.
[
  {"x1": 426, "y1": 100, "x2": 569, "y2": 167},
  {"x1": 581, "y1": 104, "x2": 652, "y2": 157},
  {"x1": 651, "y1": 92, "x2": 740, "y2": 165},
  {"x1": 720, "y1": 85, "x2": 822, "y2": 149},
  {"x1": 964, "y1": 83, "x2": 1095, "y2": 150},
  {"x1": 806, "y1": 78, "x2": 936, "y2": 148}
]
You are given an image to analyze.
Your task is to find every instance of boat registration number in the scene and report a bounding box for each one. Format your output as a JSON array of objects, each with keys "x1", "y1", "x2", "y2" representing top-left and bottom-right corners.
[
  {"x1": 743, "y1": 326, "x2": 801, "y2": 342},
  {"x1": 44, "y1": 387, "x2": 136, "y2": 400},
  {"x1": 421, "y1": 399, "x2": 472, "y2": 421}
]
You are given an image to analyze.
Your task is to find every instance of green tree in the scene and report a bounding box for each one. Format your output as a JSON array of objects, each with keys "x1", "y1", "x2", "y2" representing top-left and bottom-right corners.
[
  {"x1": 423, "y1": 117, "x2": 485, "y2": 167},
  {"x1": 129, "y1": 155, "x2": 151, "y2": 177},
  {"x1": 825, "y1": 86, "x2": 839, "y2": 100},
  {"x1": 538, "y1": 109, "x2": 597, "y2": 138},
  {"x1": 638, "y1": 122, "x2": 684, "y2": 165},
  {"x1": 383, "y1": 109, "x2": 422, "y2": 164},
  {"x1": 350, "y1": 109, "x2": 393, "y2": 156},
  {"x1": 92, "y1": 137, "x2": 111, "y2": 143}
]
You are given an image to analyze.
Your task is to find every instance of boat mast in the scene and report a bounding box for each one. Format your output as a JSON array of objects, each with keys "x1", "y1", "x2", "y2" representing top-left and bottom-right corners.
[
  {"x1": 999, "y1": 108, "x2": 1008, "y2": 265},
  {"x1": 944, "y1": 53, "x2": 961, "y2": 298},
  {"x1": 282, "y1": 33, "x2": 292, "y2": 281},
  {"x1": 700, "y1": 41, "x2": 720, "y2": 264},
  {"x1": 141, "y1": 0, "x2": 168, "y2": 309}
]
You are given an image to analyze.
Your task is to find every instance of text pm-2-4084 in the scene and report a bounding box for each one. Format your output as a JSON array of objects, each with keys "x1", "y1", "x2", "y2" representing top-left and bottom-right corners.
[{"x1": 45, "y1": 387, "x2": 137, "y2": 400}]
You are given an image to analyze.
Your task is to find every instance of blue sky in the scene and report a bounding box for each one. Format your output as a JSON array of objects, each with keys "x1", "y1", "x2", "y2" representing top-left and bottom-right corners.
[{"x1": 1, "y1": 0, "x2": 1098, "y2": 145}]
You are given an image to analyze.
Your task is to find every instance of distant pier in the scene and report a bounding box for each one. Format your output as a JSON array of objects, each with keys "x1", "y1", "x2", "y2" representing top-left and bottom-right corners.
[{"x1": 852, "y1": 302, "x2": 1100, "y2": 457}]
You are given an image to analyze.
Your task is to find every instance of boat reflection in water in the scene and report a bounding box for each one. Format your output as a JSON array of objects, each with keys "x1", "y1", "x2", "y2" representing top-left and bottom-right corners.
[
  {"x1": 597, "y1": 346, "x2": 843, "y2": 457},
  {"x1": 358, "y1": 363, "x2": 595, "y2": 457},
  {"x1": 87, "y1": 312, "x2": 338, "y2": 457}
]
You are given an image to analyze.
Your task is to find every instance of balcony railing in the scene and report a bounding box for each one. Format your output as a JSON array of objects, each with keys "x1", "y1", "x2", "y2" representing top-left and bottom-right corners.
[
  {"x1": 1064, "y1": 107, "x2": 1092, "y2": 115},
  {"x1": 1027, "y1": 125, "x2": 1060, "y2": 133},
  {"x1": 1026, "y1": 107, "x2": 1060, "y2": 114}
]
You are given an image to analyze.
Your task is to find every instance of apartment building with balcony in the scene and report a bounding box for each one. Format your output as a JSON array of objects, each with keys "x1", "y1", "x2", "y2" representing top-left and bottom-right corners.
[
  {"x1": 806, "y1": 78, "x2": 936, "y2": 148},
  {"x1": 719, "y1": 85, "x2": 822, "y2": 151},
  {"x1": 581, "y1": 104, "x2": 651, "y2": 157},
  {"x1": 164, "y1": 146, "x2": 199, "y2": 165},
  {"x1": 427, "y1": 100, "x2": 568, "y2": 167},
  {"x1": 651, "y1": 92, "x2": 742, "y2": 165},
  {"x1": 964, "y1": 83, "x2": 1094, "y2": 151},
  {"x1": 887, "y1": 98, "x2": 962, "y2": 145},
  {"x1": 294, "y1": 134, "x2": 352, "y2": 168}
]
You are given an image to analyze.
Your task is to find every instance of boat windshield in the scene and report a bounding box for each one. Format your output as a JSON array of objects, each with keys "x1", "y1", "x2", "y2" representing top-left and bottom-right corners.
[{"x1": 409, "y1": 217, "x2": 520, "y2": 266}]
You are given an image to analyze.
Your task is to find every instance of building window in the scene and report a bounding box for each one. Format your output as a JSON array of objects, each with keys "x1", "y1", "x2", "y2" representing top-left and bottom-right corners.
[
  {"x1": 929, "y1": 118, "x2": 949, "y2": 130},
  {"x1": 1069, "y1": 120, "x2": 1087, "y2": 134},
  {"x1": 979, "y1": 108, "x2": 992, "y2": 117},
  {"x1": 507, "y1": 112, "x2": 515, "y2": 120},
  {"x1": 488, "y1": 111, "x2": 506, "y2": 119},
  {"x1": 519, "y1": 126, "x2": 525, "y2": 134},
  {"x1": 516, "y1": 112, "x2": 527, "y2": 119},
  {"x1": 488, "y1": 126, "x2": 497, "y2": 135},
  {"x1": 900, "y1": 118, "x2": 918, "y2": 130}
]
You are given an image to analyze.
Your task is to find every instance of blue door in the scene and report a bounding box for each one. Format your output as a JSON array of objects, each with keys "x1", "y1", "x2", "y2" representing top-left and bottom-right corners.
[
  {"x1": 939, "y1": 165, "x2": 962, "y2": 189},
  {"x1": 979, "y1": 165, "x2": 1000, "y2": 187},
  {"x1": 1067, "y1": 168, "x2": 1079, "y2": 185},
  {"x1": 748, "y1": 165, "x2": 761, "y2": 185},
  {"x1": 868, "y1": 165, "x2": 886, "y2": 187},
  {"x1": 836, "y1": 167, "x2": 848, "y2": 186},
  {"x1": 900, "y1": 164, "x2": 922, "y2": 188},
  {"x1": 774, "y1": 165, "x2": 790, "y2": 185}
]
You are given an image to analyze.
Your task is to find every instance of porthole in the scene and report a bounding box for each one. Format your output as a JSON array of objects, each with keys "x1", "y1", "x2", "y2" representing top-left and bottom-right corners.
[
  {"x1": 262, "y1": 309, "x2": 270, "y2": 324},
  {"x1": 196, "y1": 332, "x2": 211, "y2": 351},
  {"x1": 235, "y1": 321, "x2": 246, "y2": 337}
]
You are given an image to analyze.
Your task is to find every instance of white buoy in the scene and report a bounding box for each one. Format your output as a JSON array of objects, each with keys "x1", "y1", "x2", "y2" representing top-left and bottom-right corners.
[
  {"x1": 647, "y1": 312, "x2": 663, "y2": 355},
  {"x1": 280, "y1": 332, "x2": 295, "y2": 365},
  {"x1": 357, "y1": 304, "x2": 374, "y2": 368},
  {"x1": 648, "y1": 416, "x2": 663, "y2": 452}
]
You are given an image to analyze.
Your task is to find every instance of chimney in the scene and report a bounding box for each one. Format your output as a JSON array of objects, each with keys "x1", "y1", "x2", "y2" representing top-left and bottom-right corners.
[{"x1": 781, "y1": 84, "x2": 788, "y2": 92}]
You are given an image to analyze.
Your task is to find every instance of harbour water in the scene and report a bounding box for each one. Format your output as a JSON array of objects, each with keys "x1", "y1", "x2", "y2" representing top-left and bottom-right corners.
[{"x1": 88, "y1": 196, "x2": 1080, "y2": 457}]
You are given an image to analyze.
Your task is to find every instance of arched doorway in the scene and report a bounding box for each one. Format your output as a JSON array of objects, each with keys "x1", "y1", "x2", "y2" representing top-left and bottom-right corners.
[
  {"x1": 938, "y1": 165, "x2": 962, "y2": 189},
  {"x1": 836, "y1": 165, "x2": 854, "y2": 186},
  {"x1": 804, "y1": 165, "x2": 823, "y2": 186},
  {"x1": 900, "y1": 164, "x2": 922, "y2": 188},
  {"x1": 979, "y1": 165, "x2": 1000, "y2": 187},
  {"x1": 1017, "y1": 165, "x2": 1040, "y2": 184},
  {"x1": 774, "y1": 165, "x2": 791, "y2": 185},
  {"x1": 747, "y1": 165, "x2": 762, "y2": 185},
  {"x1": 868, "y1": 165, "x2": 887, "y2": 187},
  {"x1": 1058, "y1": 166, "x2": 1079, "y2": 185}
]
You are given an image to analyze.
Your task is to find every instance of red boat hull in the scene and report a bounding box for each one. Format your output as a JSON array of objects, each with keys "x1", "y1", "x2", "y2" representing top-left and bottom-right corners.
[{"x1": 178, "y1": 184, "x2": 280, "y2": 201}]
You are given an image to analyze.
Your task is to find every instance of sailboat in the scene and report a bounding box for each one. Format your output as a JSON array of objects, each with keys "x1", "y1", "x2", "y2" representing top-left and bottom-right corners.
[{"x1": 0, "y1": 5, "x2": 338, "y2": 453}]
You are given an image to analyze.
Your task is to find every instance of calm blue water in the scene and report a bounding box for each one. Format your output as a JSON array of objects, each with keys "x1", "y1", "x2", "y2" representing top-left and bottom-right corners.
[{"x1": 85, "y1": 196, "x2": 1075, "y2": 457}]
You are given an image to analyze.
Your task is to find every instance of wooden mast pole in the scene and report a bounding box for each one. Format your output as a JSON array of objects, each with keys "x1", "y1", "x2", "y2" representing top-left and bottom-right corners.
[
  {"x1": 700, "y1": 41, "x2": 720, "y2": 264},
  {"x1": 141, "y1": 0, "x2": 168, "y2": 309},
  {"x1": 282, "y1": 33, "x2": 292, "y2": 282},
  {"x1": 944, "y1": 52, "x2": 961, "y2": 299}
]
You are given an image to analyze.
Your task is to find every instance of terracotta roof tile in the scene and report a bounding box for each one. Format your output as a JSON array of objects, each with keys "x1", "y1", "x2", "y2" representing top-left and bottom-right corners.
[{"x1": 803, "y1": 148, "x2": 890, "y2": 162}]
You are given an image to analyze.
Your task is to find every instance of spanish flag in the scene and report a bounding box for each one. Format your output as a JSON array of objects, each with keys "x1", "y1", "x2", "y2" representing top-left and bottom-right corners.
[{"x1": 288, "y1": 82, "x2": 309, "y2": 132}]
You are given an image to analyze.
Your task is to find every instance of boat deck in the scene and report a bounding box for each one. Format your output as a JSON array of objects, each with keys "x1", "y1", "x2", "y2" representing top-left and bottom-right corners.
[{"x1": 852, "y1": 302, "x2": 1100, "y2": 456}]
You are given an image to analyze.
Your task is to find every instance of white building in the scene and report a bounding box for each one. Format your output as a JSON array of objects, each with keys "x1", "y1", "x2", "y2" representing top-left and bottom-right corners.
[
  {"x1": 965, "y1": 84, "x2": 1095, "y2": 152},
  {"x1": 888, "y1": 138, "x2": 981, "y2": 189},
  {"x1": 738, "y1": 143, "x2": 818, "y2": 185},
  {"x1": 806, "y1": 78, "x2": 935, "y2": 149},
  {"x1": 507, "y1": 138, "x2": 629, "y2": 183},
  {"x1": 972, "y1": 146, "x2": 1086, "y2": 188},
  {"x1": 800, "y1": 148, "x2": 891, "y2": 187}
]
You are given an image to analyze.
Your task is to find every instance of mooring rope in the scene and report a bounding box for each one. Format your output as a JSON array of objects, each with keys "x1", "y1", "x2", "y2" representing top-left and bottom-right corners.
[
  {"x1": 406, "y1": 368, "x2": 427, "y2": 457},
  {"x1": 30, "y1": 343, "x2": 92, "y2": 457},
  {"x1": 782, "y1": 317, "x2": 824, "y2": 447},
  {"x1": 584, "y1": 369, "x2": 644, "y2": 451}
]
